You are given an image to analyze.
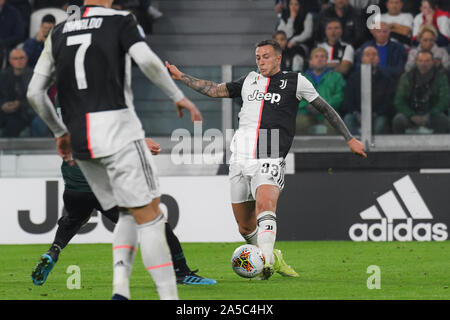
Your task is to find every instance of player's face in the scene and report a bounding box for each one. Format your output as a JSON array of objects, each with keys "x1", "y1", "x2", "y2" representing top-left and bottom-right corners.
[
  {"x1": 255, "y1": 45, "x2": 281, "y2": 77},
  {"x1": 387, "y1": 0, "x2": 403, "y2": 15}
]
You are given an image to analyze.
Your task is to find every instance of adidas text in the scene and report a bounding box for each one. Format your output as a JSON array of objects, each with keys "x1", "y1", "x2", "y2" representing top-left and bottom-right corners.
[{"x1": 349, "y1": 218, "x2": 448, "y2": 241}]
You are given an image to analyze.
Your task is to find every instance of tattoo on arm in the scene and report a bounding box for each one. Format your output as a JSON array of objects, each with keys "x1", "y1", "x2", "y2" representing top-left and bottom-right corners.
[
  {"x1": 180, "y1": 74, "x2": 229, "y2": 98},
  {"x1": 310, "y1": 96, "x2": 353, "y2": 141}
]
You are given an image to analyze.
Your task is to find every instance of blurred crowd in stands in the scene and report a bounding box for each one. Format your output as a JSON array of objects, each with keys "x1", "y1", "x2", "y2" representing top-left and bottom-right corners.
[
  {"x1": 0, "y1": 0, "x2": 449, "y2": 137},
  {"x1": 0, "y1": 0, "x2": 162, "y2": 137},
  {"x1": 274, "y1": 0, "x2": 450, "y2": 135}
]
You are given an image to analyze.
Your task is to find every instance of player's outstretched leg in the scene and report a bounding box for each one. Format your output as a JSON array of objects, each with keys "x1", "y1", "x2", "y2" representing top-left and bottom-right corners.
[
  {"x1": 31, "y1": 193, "x2": 93, "y2": 286},
  {"x1": 164, "y1": 223, "x2": 217, "y2": 285},
  {"x1": 112, "y1": 210, "x2": 138, "y2": 300},
  {"x1": 132, "y1": 198, "x2": 178, "y2": 300},
  {"x1": 254, "y1": 185, "x2": 280, "y2": 280}
]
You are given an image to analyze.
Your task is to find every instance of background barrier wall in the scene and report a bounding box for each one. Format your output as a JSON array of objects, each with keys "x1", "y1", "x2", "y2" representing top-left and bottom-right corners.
[{"x1": 1, "y1": 170, "x2": 449, "y2": 244}]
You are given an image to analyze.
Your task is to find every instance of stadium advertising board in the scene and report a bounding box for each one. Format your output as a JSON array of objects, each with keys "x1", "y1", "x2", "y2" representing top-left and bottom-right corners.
[
  {"x1": 1, "y1": 173, "x2": 448, "y2": 244},
  {"x1": 0, "y1": 177, "x2": 242, "y2": 244},
  {"x1": 277, "y1": 172, "x2": 449, "y2": 242}
]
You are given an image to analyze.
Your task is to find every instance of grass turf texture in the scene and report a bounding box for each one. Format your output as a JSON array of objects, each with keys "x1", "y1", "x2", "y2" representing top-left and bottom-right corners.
[{"x1": 0, "y1": 241, "x2": 449, "y2": 300}]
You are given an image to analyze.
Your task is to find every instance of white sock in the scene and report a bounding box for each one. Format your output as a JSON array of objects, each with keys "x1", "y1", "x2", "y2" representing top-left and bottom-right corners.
[
  {"x1": 137, "y1": 213, "x2": 178, "y2": 300},
  {"x1": 112, "y1": 210, "x2": 137, "y2": 300},
  {"x1": 242, "y1": 228, "x2": 258, "y2": 245},
  {"x1": 256, "y1": 211, "x2": 277, "y2": 265}
]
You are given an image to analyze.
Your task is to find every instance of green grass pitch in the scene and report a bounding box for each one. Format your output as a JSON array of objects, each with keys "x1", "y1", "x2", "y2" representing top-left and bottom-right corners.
[{"x1": 0, "y1": 241, "x2": 449, "y2": 300}]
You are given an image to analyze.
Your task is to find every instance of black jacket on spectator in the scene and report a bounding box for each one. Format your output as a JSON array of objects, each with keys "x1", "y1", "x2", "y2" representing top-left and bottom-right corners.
[
  {"x1": 315, "y1": 4, "x2": 368, "y2": 48},
  {"x1": 32, "y1": 0, "x2": 67, "y2": 10},
  {"x1": 0, "y1": 3, "x2": 25, "y2": 50},
  {"x1": 343, "y1": 66, "x2": 395, "y2": 118},
  {"x1": 0, "y1": 67, "x2": 35, "y2": 136}
]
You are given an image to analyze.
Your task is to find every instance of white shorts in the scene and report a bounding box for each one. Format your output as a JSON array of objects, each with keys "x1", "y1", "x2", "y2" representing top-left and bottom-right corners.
[
  {"x1": 229, "y1": 158, "x2": 286, "y2": 203},
  {"x1": 76, "y1": 139, "x2": 161, "y2": 210}
]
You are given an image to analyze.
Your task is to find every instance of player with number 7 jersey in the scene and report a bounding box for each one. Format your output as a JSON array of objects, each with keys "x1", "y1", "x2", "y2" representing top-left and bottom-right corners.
[
  {"x1": 166, "y1": 39, "x2": 367, "y2": 280},
  {"x1": 27, "y1": 1, "x2": 202, "y2": 300}
]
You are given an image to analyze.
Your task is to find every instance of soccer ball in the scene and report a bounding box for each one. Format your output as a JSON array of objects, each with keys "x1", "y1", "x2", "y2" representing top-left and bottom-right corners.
[{"x1": 231, "y1": 244, "x2": 265, "y2": 278}]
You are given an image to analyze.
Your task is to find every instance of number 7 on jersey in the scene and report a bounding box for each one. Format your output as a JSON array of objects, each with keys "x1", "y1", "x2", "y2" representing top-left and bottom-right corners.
[{"x1": 67, "y1": 33, "x2": 92, "y2": 90}]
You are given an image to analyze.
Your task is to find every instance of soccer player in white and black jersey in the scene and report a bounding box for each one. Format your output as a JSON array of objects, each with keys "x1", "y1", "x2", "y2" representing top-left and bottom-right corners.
[
  {"x1": 27, "y1": 0, "x2": 202, "y2": 300},
  {"x1": 166, "y1": 40, "x2": 366, "y2": 280}
]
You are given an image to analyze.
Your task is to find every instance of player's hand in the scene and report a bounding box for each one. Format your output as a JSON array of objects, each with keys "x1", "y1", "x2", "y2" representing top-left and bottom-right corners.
[
  {"x1": 175, "y1": 97, "x2": 203, "y2": 122},
  {"x1": 56, "y1": 133, "x2": 76, "y2": 165},
  {"x1": 145, "y1": 137, "x2": 161, "y2": 155},
  {"x1": 165, "y1": 61, "x2": 183, "y2": 80},
  {"x1": 347, "y1": 138, "x2": 367, "y2": 158}
]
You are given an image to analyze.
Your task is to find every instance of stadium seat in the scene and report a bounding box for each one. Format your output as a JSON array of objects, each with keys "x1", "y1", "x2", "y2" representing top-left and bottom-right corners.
[
  {"x1": 308, "y1": 124, "x2": 328, "y2": 135},
  {"x1": 405, "y1": 126, "x2": 434, "y2": 134},
  {"x1": 29, "y1": 8, "x2": 67, "y2": 37}
]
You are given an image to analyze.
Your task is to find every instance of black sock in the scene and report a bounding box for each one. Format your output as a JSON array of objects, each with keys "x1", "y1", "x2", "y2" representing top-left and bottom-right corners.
[
  {"x1": 48, "y1": 243, "x2": 62, "y2": 262},
  {"x1": 165, "y1": 222, "x2": 190, "y2": 275}
]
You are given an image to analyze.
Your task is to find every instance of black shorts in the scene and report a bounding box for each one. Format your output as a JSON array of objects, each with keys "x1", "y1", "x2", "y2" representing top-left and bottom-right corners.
[{"x1": 62, "y1": 189, "x2": 119, "y2": 225}]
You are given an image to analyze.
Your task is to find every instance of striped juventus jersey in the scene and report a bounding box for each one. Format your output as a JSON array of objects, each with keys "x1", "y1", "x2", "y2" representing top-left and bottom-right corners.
[
  {"x1": 33, "y1": 5, "x2": 146, "y2": 160},
  {"x1": 226, "y1": 71, "x2": 318, "y2": 161}
]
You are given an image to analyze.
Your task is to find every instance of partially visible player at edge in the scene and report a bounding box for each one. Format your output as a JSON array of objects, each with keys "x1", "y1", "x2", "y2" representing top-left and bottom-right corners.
[
  {"x1": 27, "y1": 0, "x2": 202, "y2": 300},
  {"x1": 31, "y1": 137, "x2": 216, "y2": 290},
  {"x1": 166, "y1": 39, "x2": 367, "y2": 280}
]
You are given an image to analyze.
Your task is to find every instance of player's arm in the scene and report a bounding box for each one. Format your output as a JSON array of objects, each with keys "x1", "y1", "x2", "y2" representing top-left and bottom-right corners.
[
  {"x1": 165, "y1": 61, "x2": 230, "y2": 98},
  {"x1": 128, "y1": 42, "x2": 202, "y2": 121},
  {"x1": 310, "y1": 96, "x2": 367, "y2": 158},
  {"x1": 26, "y1": 32, "x2": 67, "y2": 138}
]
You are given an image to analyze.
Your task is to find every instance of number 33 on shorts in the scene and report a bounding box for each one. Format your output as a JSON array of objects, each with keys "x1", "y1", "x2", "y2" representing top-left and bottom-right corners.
[{"x1": 259, "y1": 159, "x2": 285, "y2": 190}]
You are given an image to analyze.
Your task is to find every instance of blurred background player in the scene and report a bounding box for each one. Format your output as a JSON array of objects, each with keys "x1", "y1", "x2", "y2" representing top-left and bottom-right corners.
[
  {"x1": 31, "y1": 138, "x2": 216, "y2": 291},
  {"x1": 166, "y1": 39, "x2": 366, "y2": 280},
  {"x1": 27, "y1": 0, "x2": 202, "y2": 300}
]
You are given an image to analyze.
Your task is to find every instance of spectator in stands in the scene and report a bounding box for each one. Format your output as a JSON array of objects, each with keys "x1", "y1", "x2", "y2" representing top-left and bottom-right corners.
[
  {"x1": 343, "y1": 46, "x2": 395, "y2": 135},
  {"x1": 0, "y1": 0, "x2": 25, "y2": 69},
  {"x1": 317, "y1": 19, "x2": 354, "y2": 77},
  {"x1": 276, "y1": 0, "x2": 313, "y2": 72},
  {"x1": 381, "y1": 0, "x2": 414, "y2": 46},
  {"x1": 8, "y1": 0, "x2": 32, "y2": 39},
  {"x1": 356, "y1": 22, "x2": 407, "y2": 78},
  {"x1": 315, "y1": 0, "x2": 368, "y2": 48},
  {"x1": 113, "y1": 0, "x2": 160, "y2": 35},
  {"x1": 406, "y1": 25, "x2": 450, "y2": 72},
  {"x1": 23, "y1": 14, "x2": 56, "y2": 68},
  {"x1": 296, "y1": 47, "x2": 345, "y2": 135},
  {"x1": 273, "y1": 30, "x2": 296, "y2": 72},
  {"x1": 0, "y1": 49, "x2": 39, "y2": 137},
  {"x1": 400, "y1": 0, "x2": 422, "y2": 15},
  {"x1": 412, "y1": 0, "x2": 450, "y2": 47},
  {"x1": 393, "y1": 51, "x2": 449, "y2": 134},
  {"x1": 275, "y1": 0, "x2": 321, "y2": 19},
  {"x1": 32, "y1": 0, "x2": 68, "y2": 10}
]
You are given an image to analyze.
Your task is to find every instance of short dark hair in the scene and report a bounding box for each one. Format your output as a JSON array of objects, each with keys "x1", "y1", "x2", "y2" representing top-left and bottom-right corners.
[
  {"x1": 255, "y1": 39, "x2": 282, "y2": 55},
  {"x1": 42, "y1": 14, "x2": 56, "y2": 25},
  {"x1": 417, "y1": 50, "x2": 434, "y2": 60},
  {"x1": 325, "y1": 18, "x2": 342, "y2": 28},
  {"x1": 273, "y1": 30, "x2": 287, "y2": 39}
]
